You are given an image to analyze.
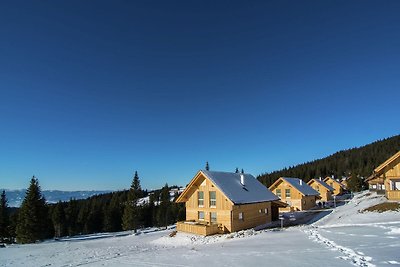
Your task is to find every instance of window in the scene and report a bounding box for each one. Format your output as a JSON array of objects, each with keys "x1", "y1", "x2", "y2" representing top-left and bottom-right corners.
[
  {"x1": 330, "y1": 183, "x2": 333, "y2": 187},
  {"x1": 210, "y1": 212, "x2": 217, "y2": 223},
  {"x1": 316, "y1": 186, "x2": 320, "y2": 192},
  {"x1": 276, "y1": 189, "x2": 281, "y2": 198},
  {"x1": 239, "y1": 212, "x2": 244, "y2": 220},
  {"x1": 198, "y1": 211, "x2": 204, "y2": 221},
  {"x1": 265, "y1": 208, "x2": 268, "y2": 214},
  {"x1": 285, "y1": 189, "x2": 291, "y2": 198},
  {"x1": 209, "y1": 191, "x2": 216, "y2": 207},
  {"x1": 198, "y1": 191, "x2": 204, "y2": 207}
]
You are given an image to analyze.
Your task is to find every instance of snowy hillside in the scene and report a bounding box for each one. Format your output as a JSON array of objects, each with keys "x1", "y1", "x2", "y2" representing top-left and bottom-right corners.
[
  {"x1": 2, "y1": 189, "x2": 112, "y2": 207},
  {"x1": 1, "y1": 191, "x2": 399, "y2": 267}
]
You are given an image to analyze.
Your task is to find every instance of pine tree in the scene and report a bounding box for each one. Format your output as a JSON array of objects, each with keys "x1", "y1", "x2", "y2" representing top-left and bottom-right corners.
[
  {"x1": 51, "y1": 201, "x2": 66, "y2": 238},
  {"x1": 347, "y1": 173, "x2": 364, "y2": 192},
  {"x1": 241, "y1": 169, "x2": 244, "y2": 174},
  {"x1": 103, "y1": 193, "x2": 122, "y2": 232},
  {"x1": 16, "y1": 176, "x2": 49, "y2": 243},
  {"x1": 122, "y1": 171, "x2": 142, "y2": 232},
  {"x1": 0, "y1": 190, "x2": 10, "y2": 242},
  {"x1": 205, "y1": 162, "x2": 210, "y2": 171},
  {"x1": 235, "y1": 168, "x2": 239, "y2": 173},
  {"x1": 157, "y1": 183, "x2": 171, "y2": 228}
]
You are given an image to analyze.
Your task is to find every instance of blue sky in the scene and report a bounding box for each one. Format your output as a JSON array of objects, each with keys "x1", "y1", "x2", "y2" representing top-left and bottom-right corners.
[{"x1": 1, "y1": 1, "x2": 399, "y2": 191}]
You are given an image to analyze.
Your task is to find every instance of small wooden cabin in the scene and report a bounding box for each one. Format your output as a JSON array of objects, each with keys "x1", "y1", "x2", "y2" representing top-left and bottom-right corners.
[
  {"x1": 268, "y1": 177, "x2": 319, "y2": 211},
  {"x1": 323, "y1": 176, "x2": 344, "y2": 196},
  {"x1": 366, "y1": 151, "x2": 400, "y2": 200},
  {"x1": 175, "y1": 170, "x2": 286, "y2": 236},
  {"x1": 307, "y1": 178, "x2": 334, "y2": 202}
]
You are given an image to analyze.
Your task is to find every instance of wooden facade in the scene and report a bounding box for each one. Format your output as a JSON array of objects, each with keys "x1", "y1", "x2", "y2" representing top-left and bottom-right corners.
[
  {"x1": 307, "y1": 179, "x2": 333, "y2": 202},
  {"x1": 366, "y1": 151, "x2": 400, "y2": 201},
  {"x1": 323, "y1": 176, "x2": 344, "y2": 196},
  {"x1": 268, "y1": 178, "x2": 318, "y2": 211},
  {"x1": 176, "y1": 171, "x2": 279, "y2": 235}
]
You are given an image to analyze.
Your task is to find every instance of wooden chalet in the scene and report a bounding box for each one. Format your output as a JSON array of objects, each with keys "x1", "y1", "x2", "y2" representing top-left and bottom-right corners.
[
  {"x1": 307, "y1": 178, "x2": 334, "y2": 202},
  {"x1": 323, "y1": 176, "x2": 344, "y2": 196},
  {"x1": 365, "y1": 151, "x2": 400, "y2": 200},
  {"x1": 175, "y1": 170, "x2": 286, "y2": 236},
  {"x1": 268, "y1": 177, "x2": 320, "y2": 211}
]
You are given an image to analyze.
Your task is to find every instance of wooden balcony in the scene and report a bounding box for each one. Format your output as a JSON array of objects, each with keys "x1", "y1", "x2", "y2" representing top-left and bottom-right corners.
[
  {"x1": 176, "y1": 221, "x2": 220, "y2": 236},
  {"x1": 386, "y1": 190, "x2": 400, "y2": 200}
]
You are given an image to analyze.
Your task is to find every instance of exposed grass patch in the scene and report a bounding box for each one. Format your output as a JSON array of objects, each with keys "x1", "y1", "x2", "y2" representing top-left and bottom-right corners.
[{"x1": 363, "y1": 202, "x2": 400, "y2": 213}]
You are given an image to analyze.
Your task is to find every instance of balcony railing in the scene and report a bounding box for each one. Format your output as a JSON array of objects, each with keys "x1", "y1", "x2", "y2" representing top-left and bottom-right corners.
[{"x1": 176, "y1": 221, "x2": 220, "y2": 236}]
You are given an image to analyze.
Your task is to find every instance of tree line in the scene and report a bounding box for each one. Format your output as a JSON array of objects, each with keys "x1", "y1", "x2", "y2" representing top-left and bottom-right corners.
[
  {"x1": 0, "y1": 172, "x2": 185, "y2": 244},
  {"x1": 257, "y1": 135, "x2": 400, "y2": 188}
]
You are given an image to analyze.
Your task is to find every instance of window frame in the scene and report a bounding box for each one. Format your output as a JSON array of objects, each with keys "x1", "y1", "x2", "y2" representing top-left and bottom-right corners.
[
  {"x1": 276, "y1": 189, "x2": 281, "y2": 198},
  {"x1": 198, "y1": 191, "x2": 204, "y2": 207},
  {"x1": 238, "y1": 212, "x2": 244, "y2": 221},
  {"x1": 210, "y1": 212, "x2": 217, "y2": 223},
  {"x1": 209, "y1": 191, "x2": 216, "y2": 207},
  {"x1": 198, "y1": 211, "x2": 205, "y2": 221},
  {"x1": 285, "y1": 188, "x2": 291, "y2": 198}
]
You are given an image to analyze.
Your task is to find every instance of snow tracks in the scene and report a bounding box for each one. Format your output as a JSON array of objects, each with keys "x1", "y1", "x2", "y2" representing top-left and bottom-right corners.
[{"x1": 303, "y1": 227, "x2": 375, "y2": 267}]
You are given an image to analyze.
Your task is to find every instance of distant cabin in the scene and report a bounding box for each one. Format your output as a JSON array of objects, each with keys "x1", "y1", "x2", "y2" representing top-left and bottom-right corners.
[
  {"x1": 323, "y1": 176, "x2": 344, "y2": 196},
  {"x1": 307, "y1": 178, "x2": 334, "y2": 202},
  {"x1": 175, "y1": 170, "x2": 287, "y2": 236},
  {"x1": 268, "y1": 177, "x2": 320, "y2": 211},
  {"x1": 366, "y1": 151, "x2": 400, "y2": 200}
]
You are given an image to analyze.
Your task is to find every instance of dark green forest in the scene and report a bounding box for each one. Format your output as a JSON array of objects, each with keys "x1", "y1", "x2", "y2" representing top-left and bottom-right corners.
[{"x1": 257, "y1": 135, "x2": 400, "y2": 187}]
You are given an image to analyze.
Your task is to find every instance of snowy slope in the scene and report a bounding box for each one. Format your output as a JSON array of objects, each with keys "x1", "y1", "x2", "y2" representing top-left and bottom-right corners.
[{"x1": 1, "y1": 191, "x2": 399, "y2": 267}]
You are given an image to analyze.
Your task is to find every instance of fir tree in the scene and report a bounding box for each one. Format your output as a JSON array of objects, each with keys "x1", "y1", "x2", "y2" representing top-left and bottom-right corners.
[
  {"x1": 241, "y1": 169, "x2": 244, "y2": 174},
  {"x1": 0, "y1": 190, "x2": 10, "y2": 242},
  {"x1": 122, "y1": 171, "x2": 142, "y2": 232},
  {"x1": 205, "y1": 162, "x2": 210, "y2": 171},
  {"x1": 235, "y1": 168, "x2": 239, "y2": 173},
  {"x1": 103, "y1": 193, "x2": 122, "y2": 232},
  {"x1": 157, "y1": 183, "x2": 172, "y2": 228},
  {"x1": 51, "y1": 201, "x2": 66, "y2": 238},
  {"x1": 347, "y1": 173, "x2": 364, "y2": 192},
  {"x1": 16, "y1": 176, "x2": 49, "y2": 243}
]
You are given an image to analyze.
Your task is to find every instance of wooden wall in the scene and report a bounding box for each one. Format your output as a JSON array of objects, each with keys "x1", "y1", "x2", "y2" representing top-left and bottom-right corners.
[
  {"x1": 308, "y1": 180, "x2": 332, "y2": 202},
  {"x1": 269, "y1": 179, "x2": 313, "y2": 211},
  {"x1": 324, "y1": 177, "x2": 343, "y2": 196},
  {"x1": 231, "y1": 202, "x2": 272, "y2": 232}
]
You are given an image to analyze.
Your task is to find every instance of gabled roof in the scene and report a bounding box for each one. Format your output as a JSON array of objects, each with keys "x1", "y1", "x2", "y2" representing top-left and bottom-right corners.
[
  {"x1": 176, "y1": 170, "x2": 279, "y2": 205},
  {"x1": 323, "y1": 176, "x2": 344, "y2": 188},
  {"x1": 308, "y1": 178, "x2": 334, "y2": 192},
  {"x1": 374, "y1": 151, "x2": 400, "y2": 174},
  {"x1": 270, "y1": 177, "x2": 319, "y2": 196},
  {"x1": 366, "y1": 151, "x2": 400, "y2": 182}
]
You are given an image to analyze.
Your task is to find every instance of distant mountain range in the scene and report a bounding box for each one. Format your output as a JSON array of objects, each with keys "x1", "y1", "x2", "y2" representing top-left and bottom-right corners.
[{"x1": 1, "y1": 189, "x2": 112, "y2": 207}]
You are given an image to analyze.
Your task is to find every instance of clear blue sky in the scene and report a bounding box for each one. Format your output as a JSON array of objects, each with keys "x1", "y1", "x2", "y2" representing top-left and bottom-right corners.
[{"x1": 1, "y1": 1, "x2": 399, "y2": 191}]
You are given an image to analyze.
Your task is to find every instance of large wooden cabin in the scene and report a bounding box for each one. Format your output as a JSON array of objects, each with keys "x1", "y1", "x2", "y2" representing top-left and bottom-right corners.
[
  {"x1": 366, "y1": 151, "x2": 400, "y2": 200},
  {"x1": 268, "y1": 177, "x2": 319, "y2": 211},
  {"x1": 175, "y1": 170, "x2": 286, "y2": 236},
  {"x1": 307, "y1": 178, "x2": 334, "y2": 202}
]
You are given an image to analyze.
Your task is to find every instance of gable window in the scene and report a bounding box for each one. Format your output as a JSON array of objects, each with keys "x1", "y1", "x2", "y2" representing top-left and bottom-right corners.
[
  {"x1": 239, "y1": 212, "x2": 244, "y2": 221},
  {"x1": 198, "y1": 191, "x2": 204, "y2": 207},
  {"x1": 276, "y1": 189, "x2": 281, "y2": 198},
  {"x1": 285, "y1": 189, "x2": 291, "y2": 198},
  {"x1": 209, "y1": 191, "x2": 216, "y2": 207},
  {"x1": 198, "y1": 211, "x2": 204, "y2": 221},
  {"x1": 210, "y1": 212, "x2": 217, "y2": 223}
]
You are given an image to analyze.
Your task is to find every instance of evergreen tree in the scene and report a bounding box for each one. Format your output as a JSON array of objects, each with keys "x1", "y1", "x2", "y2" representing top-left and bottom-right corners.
[
  {"x1": 65, "y1": 198, "x2": 79, "y2": 236},
  {"x1": 122, "y1": 171, "x2": 142, "y2": 232},
  {"x1": 205, "y1": 162, "x2": 210, "y2": 171},
  {"x1": 51, "y1": 201, "x2": 66, "y2": 238},
  {"x1": 347, "y1": 173, "x2": 364, "y2": 192},
  {"x1": 103, "y1": 193, "x2": 122, "y2": 232},
  {"x1": 157, "y1": 183, "x2": 172, "y2": 228},
  {"x1": 0, "y1": 190, "x2": 10, "y2": 242},
  {"x1": 16, "y1": 176, "x2": 49, "y2": 243},
  {"x1": 235, "y1": 168, "x2": 239, "y2": 173},
  {"x1": 241, "y1": 169, "x2": 244, "y2": 174}
]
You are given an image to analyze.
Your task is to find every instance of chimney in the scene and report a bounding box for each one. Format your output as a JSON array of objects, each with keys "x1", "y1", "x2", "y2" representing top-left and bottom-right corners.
[
  {"x1": 299, "y1": 179, "x2": 303, "y2": 186},
  {"x1": 240, "y1": 174, "x2": 245, "y2": 186},
  {"x1": 319, "y1": 177, "x2": 322, "y2": 181}
]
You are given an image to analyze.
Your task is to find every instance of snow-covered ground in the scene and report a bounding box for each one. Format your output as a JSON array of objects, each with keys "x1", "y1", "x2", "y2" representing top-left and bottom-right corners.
[{"x1": 1, "y1": 191, "x2": 399, "y2": 267}]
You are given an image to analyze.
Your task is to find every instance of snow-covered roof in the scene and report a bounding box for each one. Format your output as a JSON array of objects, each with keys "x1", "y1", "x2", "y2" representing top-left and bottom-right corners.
[
  {"x1": 281, "y1": 177, "x2": 319, "y2": 196},
  {"x1": 201, "y1": 170, "x2": 279, "y2": 204},
  {"x1": 309, "y1": 178, "x2": 334, "y2": 192}
]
